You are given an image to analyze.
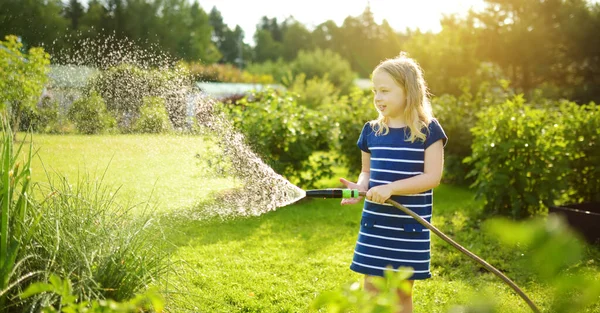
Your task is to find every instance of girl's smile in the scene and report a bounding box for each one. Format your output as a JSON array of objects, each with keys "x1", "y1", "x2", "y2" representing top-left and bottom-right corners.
[{"x1": 372, "y1": 69, "x2": 406, "y2": 124}]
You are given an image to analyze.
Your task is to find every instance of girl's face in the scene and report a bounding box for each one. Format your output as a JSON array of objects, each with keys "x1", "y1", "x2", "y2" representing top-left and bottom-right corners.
[{"x1": 372, "y1": 69, "x2": 406, "y2": 120}]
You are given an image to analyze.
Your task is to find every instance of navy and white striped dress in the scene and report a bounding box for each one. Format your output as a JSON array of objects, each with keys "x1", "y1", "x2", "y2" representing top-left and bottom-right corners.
[{"x1": 350, "y1": 119, "x2": 447, "y2": 279}]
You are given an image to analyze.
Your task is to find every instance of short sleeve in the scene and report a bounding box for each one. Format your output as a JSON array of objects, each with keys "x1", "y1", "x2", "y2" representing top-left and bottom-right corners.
[
  {"x1": 424, "y1": 118, "x2": 448, "y2": 149},
  {"x1": 357, "y1": 122, "x2": 371, "y2": 153}
]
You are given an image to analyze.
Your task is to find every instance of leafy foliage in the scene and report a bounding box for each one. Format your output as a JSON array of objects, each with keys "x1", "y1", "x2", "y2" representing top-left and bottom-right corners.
[
  {"x1": 327, "y1": 88, "x2": 377, "y2": 175},
  {"x1": 87, "y1": 64, "x2": 189, "y2": 132},
  {"x1": 467, "y1": 95, "x2": 567, "y2": 218},
  {"x1": 21, "y1": 96, "x2": 72, "y2": 134},
  {"x1": 467, "y1": 96, "x2": 600, "y2": 218},
  {"x1": 67, "y1": 91, "x2": 115, "y2": 134},
  {"x1": 558, "y1": 102, "x2": 600, "y2": 203},
  {"x1": 312, "y1": 269, "x2": 413, "y2": 313},
  {"x1": 290, "y1": 49, "x2": 356, "y2": 94},
  {"x1": 134, "y1": 96, "x2": 172, "y2": 133},
  {"x1": 20, "y1": 274, "x2": 164, "y2": 313},
  {"x1": 432, "y1": 77, "x2": 513, "y2": 185},
  {"x1": 287, "y1": 73, "x2": 338, "y2": 110},
  {"x1": 485, "y1": 215, "x2": 600, "y2": 313},
  {"x1": 221, "y1": 88, "x2": 333, "y2": 188},
  {"x1": 185, "y1": 62, "x2": 274, "y2": 84},
  {"x1": 0, "y1": 35, "x2": 50, "y2": 133}
]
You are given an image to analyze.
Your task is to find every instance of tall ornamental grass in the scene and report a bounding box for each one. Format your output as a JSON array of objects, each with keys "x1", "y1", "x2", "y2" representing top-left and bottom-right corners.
[
  {"x1": 20, "y1": 170, "x2": 170, "y2": 310},
  {"x1": 0, "y1": 125, "x2": 41, "y2": 312}
]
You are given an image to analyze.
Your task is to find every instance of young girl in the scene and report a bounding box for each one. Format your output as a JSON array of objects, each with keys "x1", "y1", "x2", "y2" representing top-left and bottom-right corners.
[{"x1": 340, "y1": 53, "x2": 447, "y2": 313}]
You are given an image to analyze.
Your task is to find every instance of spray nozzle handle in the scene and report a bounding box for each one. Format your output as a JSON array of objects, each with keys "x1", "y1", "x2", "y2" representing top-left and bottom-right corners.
[{"x1": 305, "y1": 189, "x2": 361, "y2": 199}]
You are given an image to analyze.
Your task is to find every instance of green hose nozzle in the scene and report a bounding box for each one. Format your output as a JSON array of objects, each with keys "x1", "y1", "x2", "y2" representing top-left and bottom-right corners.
[{"x1": 305, "y1": 189, "x2": 360, "y2": 199}]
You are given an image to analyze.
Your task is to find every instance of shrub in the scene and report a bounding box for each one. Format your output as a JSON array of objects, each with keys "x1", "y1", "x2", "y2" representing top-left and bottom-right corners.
[
  {"x1": 88, "y1": 64, "x2": 190, "y2": 131},
  {"x1": 221, "y1": 88, "x2": 333, "y2": 187},
  {"x1": 20, "y1": 275, "x2": 164, "y2": 313},
  {"x1": 288, "y1": 73, "x2": 338, "y2": 109},
  {"x1": 558, "y1": 101, "x2": 600, "y2": 203},
  {"x1": 245, "y1": 58, "x2": 293, "y2": 84},
  {"x1": 485, "y1": 216, "x2": 600, "y2": 313},
  {"x1": 21, "y1": 96, "x2": 73, "y2": 134},
  {"x1": 0, "y1": 35, "x2": 50, "y2": 134},
  {"x1": 326, "y1": 88, "x2": 377, "y2": 175},
  {"x1": 68, "y1": 91, "x2": 116, "y2": 134},
  {"x1": 134, "y1": 96, "x2": 172, "y2": 133},
  {"x1": 185, "y1": 62, "x2": 274, "y2": 84},
  {"x1": 466, "y1": 95, "x2": 568, "y2": 218},
  {"x1": 291, "y1": 49, "x2": 356, "y2": 94},
  {"x1": 432, "y1": 79, "x2": 513, "y2": 185}
]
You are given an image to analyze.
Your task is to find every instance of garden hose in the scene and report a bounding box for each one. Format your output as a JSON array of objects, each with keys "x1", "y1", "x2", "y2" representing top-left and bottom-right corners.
[{"x1": 305, "y1": 188, "x2": 541, "y2": 313}]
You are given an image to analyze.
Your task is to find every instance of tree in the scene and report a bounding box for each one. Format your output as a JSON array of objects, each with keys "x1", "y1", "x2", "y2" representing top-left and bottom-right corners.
[
  {"x1": 471, "y1": 0, "x2": 598, "y2": 100},
  {"x1": 64, "y1": 0, "x2": 85, "y2": 30},
  {"x1": 253, "y1": 28, "x2": 283, "y2": 62},
  {"x1": 209, "y1": 6, "x2": 227, "y2": 50},
  {"x1": 0, "y1": 35, "x2": 50, "y2": 135},
  {"x1": 281, "y1": 18, "x2": 314, "y2": 61}
]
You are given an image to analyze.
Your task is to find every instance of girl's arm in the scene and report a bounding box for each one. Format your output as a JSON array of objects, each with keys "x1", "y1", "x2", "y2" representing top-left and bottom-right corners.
[
  {"x1": 366, "y1": 140, "x2": 444, "y2": 203},
  {"x1": 340, "y1": 151, "x2": 371, "y2": 205}
]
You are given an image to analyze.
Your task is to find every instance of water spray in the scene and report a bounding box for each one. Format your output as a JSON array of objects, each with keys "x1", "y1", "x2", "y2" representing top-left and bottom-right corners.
[{"x1": 304, "y1": 188, "x2": 541, "y2": 313}]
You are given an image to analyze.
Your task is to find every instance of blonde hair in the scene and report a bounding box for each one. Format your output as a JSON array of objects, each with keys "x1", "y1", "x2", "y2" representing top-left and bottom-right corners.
[{"x1": 370, "y1": 52, "x2": 433, "y2": 143}]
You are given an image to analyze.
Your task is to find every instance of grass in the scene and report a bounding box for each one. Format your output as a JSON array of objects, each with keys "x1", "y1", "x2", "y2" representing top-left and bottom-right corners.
[
  {"x1": 21, "y1": 133, "x2": 600, "y2": 312},
  {"x1": 20, "y1": 132, "x2": 234, "y2": 212}
]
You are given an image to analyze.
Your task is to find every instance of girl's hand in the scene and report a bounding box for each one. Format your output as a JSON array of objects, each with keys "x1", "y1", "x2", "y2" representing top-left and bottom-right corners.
[
  {"x1": 366, "y1": 185, "x2": 393, "y2": 204},
  {"x1": 339, "y1": 178, "x2": 366, "y2": 205}
]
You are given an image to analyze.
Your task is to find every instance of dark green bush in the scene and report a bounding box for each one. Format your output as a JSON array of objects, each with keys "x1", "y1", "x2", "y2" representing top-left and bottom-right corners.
[
  {"x1": 466, "y1": 95, "x2": 568, "y2": 218},
  {"x1": 468, "y1": 96, "x2": 600, "y2": 218},
  {"x1": 221, "y1": 88, "x2": 333, "y2": 188},
  {"x1": 68, "y1": 92, "x2": 116, "y2": 134},
  {"x1": 134, "y1": 96, "x2": 172, "y2": 133},
  {"x1": 326, "y1": 88, "x2": 376, "y2": 176},
  {"x1": 432, "y1": 80, "x2": 513, "y2": 185},
  {"x1": 559, "y1": 101, "x2": 600, "y2": 203}
]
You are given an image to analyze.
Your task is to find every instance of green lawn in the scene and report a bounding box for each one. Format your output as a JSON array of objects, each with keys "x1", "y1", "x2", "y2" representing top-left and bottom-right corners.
[
  {"x1": 23, "y1": 133, "x2": 600, "y2": 313},
  {"x1": 22, "y1": 132, "x2": 234, "y2": 212}
]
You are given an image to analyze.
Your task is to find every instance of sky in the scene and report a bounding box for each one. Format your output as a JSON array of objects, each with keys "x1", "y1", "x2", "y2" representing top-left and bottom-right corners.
[{"x1": 196, "y1": 0, "x2": 487, "y2": 43}]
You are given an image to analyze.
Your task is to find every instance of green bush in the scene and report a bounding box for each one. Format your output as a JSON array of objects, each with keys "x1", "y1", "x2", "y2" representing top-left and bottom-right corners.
[
  {"x1": 184, "y1": 62, "x2": 274, "y2": 84},
  {"x1": 288, "y1": 73, "x2": 338, "y2": 109},
  {"x1": 559, "y1": 101, "x2": 600, "y2": 203},
  {"x1": 221, "y1": 88, "x2": 333, "y2": 188},
  {"x1": 134, "y1": 96, "x2": 172, "y2": 133},
  {"x1": 18, "y1": 172, "x2": 168, "y2": 309},
  {"x1": 245, "y1": 58, "x2": 293, "y2": 84},
  {"x1": 20, "y1": 274, "x2": 163, "y2": 313},
  {"x1": 485, "y1": 215, "x2": 600, "y2": 313},
  {"x1": 432, "y1": 79, "x2": 513, "y2": 185},
  {"x1": 326, "y1": 88, "x2": 377, "y2": 175},
  {"x1": 466, "y1": 95, "x2": 568, "y2": 218},
  {"x1": 88, "y1": 64, "x2": 190, "y2": 132},
  {"x1": 68, "y1": 92, "x2": 116, "y2": 134},
  {"x1": 21, "y1": 97, "x2": 74, "y2": 134},
  {"x1": 291, "y1": 49, "x2": 356, "y2": 94},
  {"x1": 0, "y1": 35, "x2": 50, "y2": 133}
]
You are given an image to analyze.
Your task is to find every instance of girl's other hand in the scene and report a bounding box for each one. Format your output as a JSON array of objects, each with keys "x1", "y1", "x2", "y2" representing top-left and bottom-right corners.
[
  {"x1": 339, "y1": 178, "x2": 366, "y2": 205},
  {"x1": 366, "y1": 185, "x2": 393, "y2": 204}
]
